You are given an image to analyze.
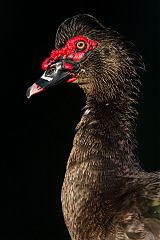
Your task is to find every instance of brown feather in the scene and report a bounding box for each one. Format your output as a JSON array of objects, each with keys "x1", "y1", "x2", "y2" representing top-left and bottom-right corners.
[{"x1": 54, "y1": 14, "x2": 160, "y2": 240}]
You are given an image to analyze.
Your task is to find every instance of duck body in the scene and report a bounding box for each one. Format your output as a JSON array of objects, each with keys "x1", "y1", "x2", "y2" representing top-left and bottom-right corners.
[
  {"x1": 27, "y1": 14, "x2": 160, "y2": 240},
  {"x1": 61, "y1": 98, "x2": 160, "y2": 240}
]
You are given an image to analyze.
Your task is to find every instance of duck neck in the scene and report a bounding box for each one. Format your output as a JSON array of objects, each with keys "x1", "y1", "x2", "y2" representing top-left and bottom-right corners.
[{"x1": 67, "y1": 95, "x2": 141, "y2": 175}]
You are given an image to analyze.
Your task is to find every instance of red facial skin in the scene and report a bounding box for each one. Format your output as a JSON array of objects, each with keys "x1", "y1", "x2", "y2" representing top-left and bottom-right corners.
[
  {"x1": 26, "y1": 36, "x2": 97, "y2": 98},
  {"x1": 42, "y1": 36, "x2": 97, "y2": 74}
]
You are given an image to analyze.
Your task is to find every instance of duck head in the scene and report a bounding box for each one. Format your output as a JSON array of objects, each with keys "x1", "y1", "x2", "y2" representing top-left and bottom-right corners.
[
  {"x1": 26, "y1": 32, "x2": 98, "y2": 98},
  {"x1": 26, "y1": 14, "x2": 144, "y2": 101}
]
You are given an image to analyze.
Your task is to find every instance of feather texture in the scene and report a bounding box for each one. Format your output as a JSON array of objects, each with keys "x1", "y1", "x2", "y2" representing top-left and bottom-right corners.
[{"x1": 54, "y1": 14, "x2": 160, "y2": 239}]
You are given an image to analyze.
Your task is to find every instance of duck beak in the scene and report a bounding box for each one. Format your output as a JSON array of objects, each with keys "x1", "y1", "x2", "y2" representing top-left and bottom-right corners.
[{"x1": 26, "y1": 59, "x2": 79, "y2": 98}]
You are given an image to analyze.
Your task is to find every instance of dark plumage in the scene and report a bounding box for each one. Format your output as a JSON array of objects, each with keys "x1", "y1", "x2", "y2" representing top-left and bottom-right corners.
[{"x1": 27, "y1": 14, "x2": 160, "y2": 240}]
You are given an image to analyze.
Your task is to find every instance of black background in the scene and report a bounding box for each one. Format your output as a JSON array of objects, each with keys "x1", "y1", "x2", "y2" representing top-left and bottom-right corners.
[{"x1": 1, "y1": 0, "x2": 160, "y2": 239}]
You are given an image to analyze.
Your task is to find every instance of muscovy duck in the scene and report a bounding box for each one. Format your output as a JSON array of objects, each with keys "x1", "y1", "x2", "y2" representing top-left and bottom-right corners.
[{"x1": 26, "y1": 14, "x2": 160, "y2": 240}]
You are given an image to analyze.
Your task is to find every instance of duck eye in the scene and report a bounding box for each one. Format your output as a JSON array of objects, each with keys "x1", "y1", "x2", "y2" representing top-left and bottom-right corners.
[{"x1": 76, "y1": 41, "x2": 86, "y2": 51}]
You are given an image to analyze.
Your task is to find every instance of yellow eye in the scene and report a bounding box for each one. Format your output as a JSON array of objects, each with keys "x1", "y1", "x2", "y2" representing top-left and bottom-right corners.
[{"x1": 76, "y1": 41, "x2": 86, "y2": 51}]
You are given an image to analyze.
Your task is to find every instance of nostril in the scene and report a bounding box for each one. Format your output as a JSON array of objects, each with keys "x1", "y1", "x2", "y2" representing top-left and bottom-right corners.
[{"x1": 45, "y1": 65, "x2": 56, "y2": 77}]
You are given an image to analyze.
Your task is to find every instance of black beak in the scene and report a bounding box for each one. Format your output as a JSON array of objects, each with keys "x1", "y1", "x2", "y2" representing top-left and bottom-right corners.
[{"x1": 26, "y1": 59, "x2": 79, "y2": 98}]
